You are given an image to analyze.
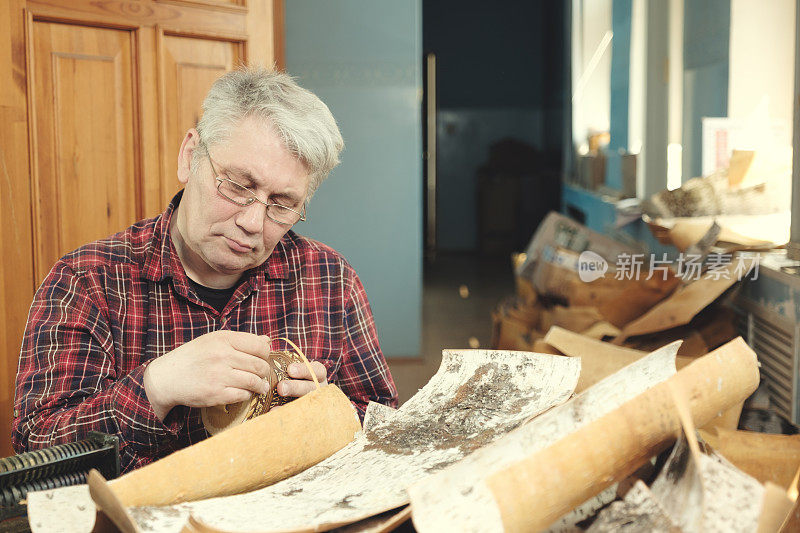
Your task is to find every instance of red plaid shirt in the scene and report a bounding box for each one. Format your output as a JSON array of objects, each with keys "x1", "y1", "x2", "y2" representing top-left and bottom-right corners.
[{"x1": 13, "y1": 192, "x2": 397, "y2": 472}]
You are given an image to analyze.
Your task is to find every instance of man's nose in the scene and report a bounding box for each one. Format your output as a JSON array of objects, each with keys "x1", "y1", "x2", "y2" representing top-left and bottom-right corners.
[{"x1": 235, "y1": 202, "x2": 267, "y2": 234}]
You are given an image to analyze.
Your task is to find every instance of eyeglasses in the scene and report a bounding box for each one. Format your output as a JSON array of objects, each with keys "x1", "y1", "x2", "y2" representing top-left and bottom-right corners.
[{"x1": 204, "y1": 147, "x2": 306, "y2": 227}]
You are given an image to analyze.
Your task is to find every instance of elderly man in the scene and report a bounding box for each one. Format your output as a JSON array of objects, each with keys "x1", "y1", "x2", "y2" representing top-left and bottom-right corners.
[{"x1": 13, "y1": 68, "x2": 398, "y2": 472}]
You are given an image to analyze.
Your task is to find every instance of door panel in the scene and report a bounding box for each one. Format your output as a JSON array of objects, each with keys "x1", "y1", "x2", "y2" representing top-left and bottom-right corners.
[
  {"x1": 159, "y1": 33, "x2": 243, "y2": 205},
  {"x1": 31, "y1": 22, "x2": 138, "y2": 283}
]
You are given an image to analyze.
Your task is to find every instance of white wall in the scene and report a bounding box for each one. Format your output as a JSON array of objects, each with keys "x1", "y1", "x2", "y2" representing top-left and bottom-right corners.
[
  {"x1": 729, "y1": 0, "x2": 795, "y2": 148},
  {"x1": 629, "y1": 0, "x2": 645, "y2": 193},
  {"x1": 572, "y1": 0, "x2": 613, "y2": 148},
  {"x1": 666, "y1": 0, "x2": 684, "y2": 190},
  {"x1": 627, "y1": 0, "x2": 670, "y2": 197}
]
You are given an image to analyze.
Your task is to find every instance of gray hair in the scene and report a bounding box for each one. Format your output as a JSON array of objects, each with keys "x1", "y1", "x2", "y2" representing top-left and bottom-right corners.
[{"x1": 192, "y1": 67, "x2": 344, "y2": 200}]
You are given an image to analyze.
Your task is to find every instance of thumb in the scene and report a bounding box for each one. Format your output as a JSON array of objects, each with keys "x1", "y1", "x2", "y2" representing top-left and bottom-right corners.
[{"x1": 262, "y1": 335, "x2": 272, "y2": 354}]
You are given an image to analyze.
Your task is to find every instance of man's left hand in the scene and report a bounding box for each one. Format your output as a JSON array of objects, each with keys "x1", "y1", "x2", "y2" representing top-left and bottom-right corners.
[{"x1": 277, "y1": 361, "x2": 328, "y2": 398}]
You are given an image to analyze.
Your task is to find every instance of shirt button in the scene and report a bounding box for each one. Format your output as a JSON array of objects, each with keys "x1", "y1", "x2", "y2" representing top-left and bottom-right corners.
[{"x1": 13, "y1": 409, "x2": 19, "y2": 417}]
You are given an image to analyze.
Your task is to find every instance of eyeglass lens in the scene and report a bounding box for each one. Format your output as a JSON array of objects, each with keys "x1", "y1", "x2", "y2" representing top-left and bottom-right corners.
[{"x1": 217, "y1": 179, "x2": 302, "y2": 225}]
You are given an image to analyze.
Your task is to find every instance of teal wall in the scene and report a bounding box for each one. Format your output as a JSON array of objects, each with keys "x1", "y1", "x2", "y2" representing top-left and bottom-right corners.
[
  {"x1": 285, "y1": 0, "x2": 423, "y2": 357},
  {"x1": 606, "y1": 0, "x2": 632, "y2": 191},
  {"x1": 682, "y1": 0, "x2": 730, "y2": 180}
]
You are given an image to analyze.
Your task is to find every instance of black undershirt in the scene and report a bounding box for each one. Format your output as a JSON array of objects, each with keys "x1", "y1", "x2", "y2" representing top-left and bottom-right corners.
[{"x1": 187, "y1": 278, "x2": 238, "y2": 313}]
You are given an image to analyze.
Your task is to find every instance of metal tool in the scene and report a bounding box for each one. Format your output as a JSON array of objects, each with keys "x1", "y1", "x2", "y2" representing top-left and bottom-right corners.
[{"x1": 0, "y1": 432, "x2": 119, "y2": 525}]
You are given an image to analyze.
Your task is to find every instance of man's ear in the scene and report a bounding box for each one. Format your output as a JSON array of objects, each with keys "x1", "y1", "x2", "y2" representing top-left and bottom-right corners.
[{"x1": 177, "y1": 128, "x2": 200, "y2": 185}]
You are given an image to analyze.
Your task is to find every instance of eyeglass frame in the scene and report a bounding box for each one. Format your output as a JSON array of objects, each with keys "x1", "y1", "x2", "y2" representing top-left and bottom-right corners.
[{"x1": 201, "y1": 143, "x2": 307, "y2": 227}]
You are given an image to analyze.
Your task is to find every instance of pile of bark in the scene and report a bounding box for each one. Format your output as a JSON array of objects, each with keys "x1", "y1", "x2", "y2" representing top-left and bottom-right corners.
[
  {"x1": 492, "y1": 212, "x2": 745, "y2": 364},
  {"x1": 485, "y1": 213, "x2": 800, "y2": 531}
]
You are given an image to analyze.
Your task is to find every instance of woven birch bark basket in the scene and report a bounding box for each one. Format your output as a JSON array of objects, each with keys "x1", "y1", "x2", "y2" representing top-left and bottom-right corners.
[{"x1": 201, "y1": 350, "x2": 304, "y2": 435}]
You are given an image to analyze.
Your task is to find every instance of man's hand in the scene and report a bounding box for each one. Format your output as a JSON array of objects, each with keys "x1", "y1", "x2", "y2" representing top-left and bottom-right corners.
[
  {"x1": 277, "y1": 361, "x2": 328, "y2": 399},
  {"x1": 143, "y1": 331, "x2": 271, "y2": 421}
]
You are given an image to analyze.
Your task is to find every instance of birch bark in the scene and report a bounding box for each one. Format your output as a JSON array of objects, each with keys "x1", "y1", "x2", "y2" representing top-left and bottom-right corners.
[
  {"x1": 407, "y1": 341, "x2": 680, "y2": 533},
  {"x1": 126, "y1": 350, "x2": 581, "y2": 532}
]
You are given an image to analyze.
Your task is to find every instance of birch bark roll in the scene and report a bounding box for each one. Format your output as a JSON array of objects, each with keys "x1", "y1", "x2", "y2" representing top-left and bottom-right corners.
[
  {"x1": 486, "y1": 337, "x2": 759, "y2": 532},
  {"x1": 543, "y1": 326, "x2": 698, "y2": 394},
  {"x1": 110, "y1": 384, "x2": 360, "y2": 507}
]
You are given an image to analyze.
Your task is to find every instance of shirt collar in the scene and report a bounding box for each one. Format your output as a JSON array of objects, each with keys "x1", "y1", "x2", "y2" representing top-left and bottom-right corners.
[
  {"x1": 265, "y1": 236, "x2": 290, "y2": 280},
  {"x1": 142, "y1": 191, "x2": 292, "y2": 284},
  {"x1": 141, "y1": 191, "x2": 180, "y2": 283}
]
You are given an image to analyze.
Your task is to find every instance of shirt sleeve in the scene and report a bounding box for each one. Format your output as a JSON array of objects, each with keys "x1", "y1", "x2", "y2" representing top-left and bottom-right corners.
[
  {"x1": 12, "y1": 261, "x2": 184, "y2": 472},
  {"x1": 333, "y1": 266, "x2": 399, "y2": 420}
]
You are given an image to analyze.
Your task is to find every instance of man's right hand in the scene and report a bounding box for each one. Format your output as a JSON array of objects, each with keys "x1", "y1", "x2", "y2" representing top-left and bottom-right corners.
[{"x1": 143, "y1": 331, "x2": 271, "y2": 422}]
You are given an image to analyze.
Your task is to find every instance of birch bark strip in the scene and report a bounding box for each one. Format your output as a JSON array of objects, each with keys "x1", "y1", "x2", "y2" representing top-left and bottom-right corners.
[
  {"x1": 543, "y1": 327, "x2": 697, "y2": 393},
  {"x1": 27, "y1": 485, "x2": 94, "y2": 533},
  {"x1": 487, "y1": 337, "x2": 759, "y2": 532},
  {"x1": 648, "y1": 435, "x2": 764, "y2": 532},
  {"x1": 544, "y1": 326, "x2": 648, "y2": 392},
  {"x1": 544, "y1": 485, "x2": 618, "y2": 533},
  {"x1": 756, "y1": 482, "x2": 794, "y2": 533},
  {"x1": 618, "y1": 260, "x2": 749, "y2": 339},
  {"x1": 699, "y1": 428, "x2": 800, "y2": 490},
  {"x1": 586, "y1": 480, "x2": 681, "y2": 533},
  {"x1": 361, "y1": 401, "x2": 398, "y2": 432}
]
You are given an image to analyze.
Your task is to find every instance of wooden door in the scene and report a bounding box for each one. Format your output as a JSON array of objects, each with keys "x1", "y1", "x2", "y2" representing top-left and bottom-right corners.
[{"x1": 0, "y1": 0, "x2": 283, "y2": 456}]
